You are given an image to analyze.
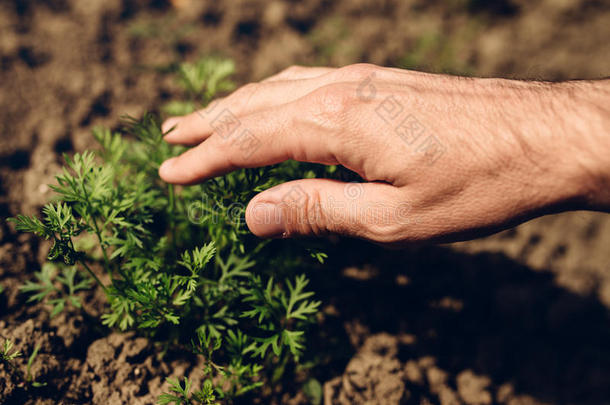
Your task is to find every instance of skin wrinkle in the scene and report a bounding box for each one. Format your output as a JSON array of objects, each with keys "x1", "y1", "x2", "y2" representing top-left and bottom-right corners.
[{"x1": 288, "y1": 186, "x2": 326, "y2": 237}]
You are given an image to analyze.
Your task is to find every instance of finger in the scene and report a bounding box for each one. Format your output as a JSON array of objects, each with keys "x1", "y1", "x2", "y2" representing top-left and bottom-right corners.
[
  {"x1": 262, "y1": 65, "x2": 336, "y2": 82},
  {"x1": 161, "y1": 67, "x2": 344, "y2": 146},
  {"x1": 245, "y1": 179, "x2": 411, "y2": 242},
  {"x1": 162, "y1": 77, "x2": 330, "y2": 145},
  {"x1": 158, "y1": 98, "x2": 342, "y2": 185}
]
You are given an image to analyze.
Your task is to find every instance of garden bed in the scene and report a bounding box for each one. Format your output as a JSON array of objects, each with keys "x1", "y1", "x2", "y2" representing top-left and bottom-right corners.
[{"x1": 1, "y1": 0, "x2": 610, "y2": 404}]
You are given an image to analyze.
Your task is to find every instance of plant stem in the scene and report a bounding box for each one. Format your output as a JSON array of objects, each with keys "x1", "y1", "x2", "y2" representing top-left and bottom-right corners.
[
  {"x1": 78, "y1": 259, "x2": 108, "y2": 294},
  {"x1": 79, "y1": 173, "x2": 112, "y2": 276},
  {"x1": 168, "y1": 184, "x2": 177, "y2": 254},
  {"x1": 91, "y1": 218, "x2": 112, "y2": 276},
  {"x1": 67, "y1": 238, "x2": 107, "y2": 293}
]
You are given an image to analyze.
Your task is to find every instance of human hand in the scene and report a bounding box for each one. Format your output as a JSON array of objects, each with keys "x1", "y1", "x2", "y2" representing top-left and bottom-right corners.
[{"x1": 159, "y1": 64, "x2": 609, "y2": 245}]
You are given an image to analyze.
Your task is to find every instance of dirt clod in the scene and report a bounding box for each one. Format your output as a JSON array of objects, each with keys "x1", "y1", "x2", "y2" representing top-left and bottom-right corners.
[{"x1": 457, "y1": 370, "x2": 492, "y2": 405}]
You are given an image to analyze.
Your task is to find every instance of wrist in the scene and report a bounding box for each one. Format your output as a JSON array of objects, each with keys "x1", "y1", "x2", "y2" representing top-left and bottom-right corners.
[
  {"x1": 493, "y1": 78, "x2": 610, "y2": 216},
  {"x1": 550, "y1": 80, "x2": 610, "y2": 211}
]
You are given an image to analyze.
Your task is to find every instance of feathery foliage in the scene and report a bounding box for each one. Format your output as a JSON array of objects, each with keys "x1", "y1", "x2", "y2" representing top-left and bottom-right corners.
[{"x1": 9, "y1": 56, "x2": 328, "y2": 403}]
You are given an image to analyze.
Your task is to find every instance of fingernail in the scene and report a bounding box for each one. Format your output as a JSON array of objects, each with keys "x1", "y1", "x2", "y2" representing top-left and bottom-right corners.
[
  {"x1": 247, "y1": 202, "x2": 285, "y2": 238},
  {"x1": 159, "y1": 158, "x2": 176, "y2": 180},
  {"x1": 162, "y1": 117, "x2": 180, "y2": 135}
]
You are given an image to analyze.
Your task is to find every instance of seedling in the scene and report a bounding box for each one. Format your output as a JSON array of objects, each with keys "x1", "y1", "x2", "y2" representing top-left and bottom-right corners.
[
  {"x1": 1, "y1": 339, "x2": 21, "y2": 363},
  {"x1": 0, "y1": 339, "x2": 46, "y2": 389},
  {"x1": 9, "y1": 56, "x2": 328, "y2": 402},
  {"x1": 20, "y1": 263, "x2": 92, "y2": 317}
]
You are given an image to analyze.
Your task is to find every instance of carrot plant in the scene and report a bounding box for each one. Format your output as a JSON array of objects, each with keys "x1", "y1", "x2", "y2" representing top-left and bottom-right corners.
[
  {"x1": 8, "y1": 56, "x2": 331, "y2": 404},
  {"x1": 0, "y1": 339, "x2": 46, "y2": 389}
]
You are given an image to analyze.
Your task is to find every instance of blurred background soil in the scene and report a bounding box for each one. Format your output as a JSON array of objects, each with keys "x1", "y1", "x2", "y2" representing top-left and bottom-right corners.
[{"x1": 1, "y1": 0, "x2": 609, "y2": 404}]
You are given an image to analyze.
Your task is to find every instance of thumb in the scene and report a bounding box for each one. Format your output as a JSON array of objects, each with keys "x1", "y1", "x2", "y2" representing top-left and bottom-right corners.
[{"x1": 245, "y1": 179, "x2": 412, "y2": 242}]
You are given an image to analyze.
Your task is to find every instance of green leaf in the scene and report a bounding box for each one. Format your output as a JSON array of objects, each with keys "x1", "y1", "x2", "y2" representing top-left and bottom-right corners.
[
  {"x1": 162, "y1": 100, "x2": 196, "y2": 116},
  {"x1": 49, "y1": 299, "x2": 65, "y2": 318},
  {"x1": 176, "y1": 56, "x2": 236, "y2": 99},
  {"x1": 1, "y1": 339, "x2": 21, "y2": 361},
  {"x1": 7, "y1": 215, "x2": 50, "y2": 238},
  {"x1": 244, "y1": 334, "x2": 281, "y2": 359},
  {"x1": 20, "y1": 263, "x2": 58, "y2": 303},
  {"x1": 282, "y1": 329, "x2": 305, "y2": 358},
  {"x1": 285, "y1": 274, "x2": 321, "y2": 320},
  {"x1": 26, "y1": 342, "x2": 43, "y2": 384},
  {"x1": 158, "y1": 377, "x2": 191, "y2": 405}
]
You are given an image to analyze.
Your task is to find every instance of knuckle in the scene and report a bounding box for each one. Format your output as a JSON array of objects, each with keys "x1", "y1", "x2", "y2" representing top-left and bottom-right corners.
[
  {"x1": 299, "y1": 83, "x2": 357, "y2": 155},
  {"x1": 228, "y1": 82, "x2": 260, "y2": 111},
  {"x1": 284, "y1": 188, "x2": 329, "y2": 237},
  {"x1": 236, "y1": 82, "x2": 259, "y2": 97},
  {"x1": 284, "y1": 65, "x2": 303, "y2": 74},
  {"x1": 364, "y1": 221, "x2": 406, "y2": 243},
  {"x1": 308, "y1": 83, "x2": 354, "y2": 121},
  {"x1": 355, "y1": 198, "x2": 412, "y2": 243},
  {"x1": 272, "y1": 65, "x2": 304, "y2": 81},
  {"x1": 335, "y1": 63, "x2": 376, "y2": 80}
]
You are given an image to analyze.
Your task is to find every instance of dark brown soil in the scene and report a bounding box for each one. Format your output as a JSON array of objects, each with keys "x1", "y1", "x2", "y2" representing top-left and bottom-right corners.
[{"x1": 1, "y1": 0, "x2": 609, "y2": 404}]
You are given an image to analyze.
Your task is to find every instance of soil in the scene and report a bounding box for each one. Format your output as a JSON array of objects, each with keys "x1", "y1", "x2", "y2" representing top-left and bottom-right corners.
[{"x1": 1, "y1": 0, "x2": 609, "y2": 404}]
